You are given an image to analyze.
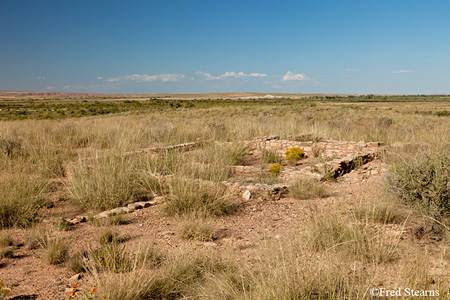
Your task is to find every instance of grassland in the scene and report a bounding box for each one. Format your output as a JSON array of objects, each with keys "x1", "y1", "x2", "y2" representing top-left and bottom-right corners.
[{"x1": 1, "y1": 93, "x2": 450, "y2": 299}]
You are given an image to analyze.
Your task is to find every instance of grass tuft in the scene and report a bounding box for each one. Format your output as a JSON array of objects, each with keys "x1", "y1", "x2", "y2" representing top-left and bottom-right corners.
[
  {"x1": 289, "y1": 177, "x2": 328, "y2": 199},
  {"x1": 177, "y1": 217, "x2": 216, "y2": 241},
  {"x1": 164, "y1": 178, "x2": 236, "y2": 217}
]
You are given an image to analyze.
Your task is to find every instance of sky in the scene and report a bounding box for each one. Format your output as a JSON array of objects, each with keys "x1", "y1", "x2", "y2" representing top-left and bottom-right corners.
[{"x1": 1, "y1": 0, "x2": 450, "y2": 94}]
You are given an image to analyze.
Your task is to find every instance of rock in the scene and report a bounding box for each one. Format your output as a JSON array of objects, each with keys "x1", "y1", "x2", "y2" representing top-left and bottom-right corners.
[
  {"x1": 127, "y1": 203, "x2": 143, "y2": 210},
  {"x1": 65, "y1": 287, "x2": 76, "y2": 293},
  {"x1": 161, "y1": 231, "x2": 175, "y2": 236},
  {"x1": 153, "y1": 196, "x2": 165, "y2": 203},
  {"x1": 133, "y1": 201, "x2": 154, "y2": 208},
  {"x1": 110, "y1": 207, "x2": 133, "y2": 215},
  {"x1": 69, "y1": 273, "x2": 82, "y2": 281},
  {"x1": 54, "y1": 278, "x2": 63, "y2": 286},
  {"x1": 96, "y1": 211, "x2": 113, "y2": 219},
  {"x1": 204, "y1": 242, "x2": 218, "y2": 247},
  {"x1": 76, "y1": 216, "x2": 87, "y2": 222},
  {"x1": 242, "y1": 190, "x2": 251, "y2": 201}
]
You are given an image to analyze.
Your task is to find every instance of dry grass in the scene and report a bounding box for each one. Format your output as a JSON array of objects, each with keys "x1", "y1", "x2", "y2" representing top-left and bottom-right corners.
[
  {"x1": 42, "y1": 235, "x2": 69, "y2": 265},
  {"x1": 3, "y1": 101, "x2": 450, "y2": 298},
  {"x1": 164, "y1": 178, "x2": 236, "y2": 217},
  {"x1": 0, "y1": 231, "x2": 13, "y2": 248},
  {"x1": 94, "y1": 227, "x2": 119, "y2": 245},
  {"x1": 177, "y1": 217, "x2": 217, "y2": 242},
  {"x1": 289, "y1": 177, "x2": 328, "y2": 200},
  {"x1": 306, "y1": 212, "x2": 399, "y2": 264}
]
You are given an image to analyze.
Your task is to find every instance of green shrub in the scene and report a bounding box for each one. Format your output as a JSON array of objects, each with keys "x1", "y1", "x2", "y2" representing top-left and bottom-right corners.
[
  {"x1": 386, "y1": 153, "x2": 450, "y2": 217},
  {"x1": 284, "y1": 147, "x2": 305, "y2": 165},
  {"x1": 268, "y1": 163, "x2": 283, "y2": 176}
]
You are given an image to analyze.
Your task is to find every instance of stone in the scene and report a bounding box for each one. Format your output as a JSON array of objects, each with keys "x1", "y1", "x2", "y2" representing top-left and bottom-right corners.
[
  {"x1": 110, "y1": 207, "x2": 133, "y2": 215},
  {"x1": 76, "y1": 216, "x2": 87, "y2": 222},
  {"x1": 242, "y1": 190, "x2": 251, "y2": 201},
  {"x1": 69, "y1": 273, "x2": 82, "y2": 281},
  {"x1": 161, "y1": 231, "x2": 175, "y2": 236},
  {"x1": 127, "y1": 203, "x2": 143, "y2": 210},
  {"x1": 153, "y1": 196, "x2": 165, "y2": 203},
  {"x1": 96, "y1": 211, "x2": 112, "y2": 219},
  {"x1": 136, "y1": 201, "x2": 153, "y2": 208},
  {"x1": 204, "y1": 242, "x2": 218, "y2": 247},
  {"x1": 54, "y1": 278, "x2": 63, "y2": 286}
]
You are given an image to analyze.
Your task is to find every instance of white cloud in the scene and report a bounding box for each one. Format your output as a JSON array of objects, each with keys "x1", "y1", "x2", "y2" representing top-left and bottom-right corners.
[
  {"x1": 195, "y1": 71, "x2": 267, "y2": 80},
  {"x1": 45, "y1": 86, "x2": 56, "y2": 90},
  {"x1": 345, "y1": 69, "x2": 360, "y2": 72},
  {"x1": 281, "y1": 71, "x2": 309, "y2": 81},
  {"x1": 392, "y1": 70, "x2": 413, "y2": 74},
  {"x1": 36, "y1": 76, "x2": 46, "y2": 80},
  {"x1": 103, "y1": 73, "x2": 185, "y2": 83},
  {"x1": 97, "y1": 76, "x2": 103, "y2": 80},
  {"x1": 62, "y1": 85, "x2": 88, "y2": 90}
]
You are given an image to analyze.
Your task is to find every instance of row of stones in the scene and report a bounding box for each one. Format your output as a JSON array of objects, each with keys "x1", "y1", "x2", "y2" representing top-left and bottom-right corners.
[
  {"x1": 249, "y1": 139, "x2": 381, "y2": 159},
  {"x1": 231, "y1": 150, "x2": 378, "y2": 181},
  {"x1": 65, "y1": 198, "x2": 161, "y2": 224}
]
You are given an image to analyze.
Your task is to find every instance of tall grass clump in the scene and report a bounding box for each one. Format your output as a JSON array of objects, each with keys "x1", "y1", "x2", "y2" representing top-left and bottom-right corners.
[
  {"x1": 42, "y1": 235, "x2": 69, "y2": 265},
  {"x1": 196, "y1": 244, "x2": 360, "y2": 300},
  {"x1": 68, "y1": 156, "x2": 141, "y2": 211},
  {"x1": 177, "y1": 217, "x2": 216, "y2": 241},
  {"x1": 182, "y1": 143, "x2": 249, "y2": 182},
  {"x1": 262, "y1": 149, "x2": 282, "y2": 164},
  {"x1": 164, "y1": 178, "x2": 236, "y2": 217},
  {"x1": 289, "y1": 177, "x2": 328, "y2": 199},
  {"x1": 386, "y1": 153, "x2": 450, "y2": 218},
  {"x1": 306, "y1": 213, "x2": 398, "y2": 264},
  {"x1": 0, "y1": 174, "x2": 47, "y2": 229}
]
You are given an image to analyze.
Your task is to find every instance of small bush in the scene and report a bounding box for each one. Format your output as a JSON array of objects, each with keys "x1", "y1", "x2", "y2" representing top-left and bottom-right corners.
[
  {"x1": 0, "y1": 174, "x2": 47, "y2": 229},
  {"x1": 95, "y1": 227, "x2": 118, "y2": 245},
  {"x1": 165, "y1": 178, "x2": 236, "y2": 217},
  {"x1": 69, "y1": 156, "x2": 141, "y2": 211},
  {"x1": 43, "y1": 236, "x2": 69, "y2": 265},
  {"x1": 89, "y1": 242, "x2": 132, "y2": 273},
  {"x1": 284, "y1": 147, "x2": 305, "y2": 165},
  {"x1": 0, "y1": 232, "x2": 13, "y2": 248},
  {"x1": 290, "y1": 177, "x2": 327, "y2": 199},
  {"x1": 0, "y1": 247, "x2": 14, "y2": 259},
  {"x1": 68, "y1": 251, "x2": 89, "y2": 273},
  {"x1": 436, "y1": 110, "x2": 450, "y2": 117},
  {"x1": 268, "y1": 163, "x2": 283, "y2": 176},
  {"x1": 52, "y1": 218, "x2": 72, "y2": 231},
  {"x1": 0, "y1": 137, "x2": 22, "y2": 156},
  {"x1": 262, "y1": 149, "x2": 282, "y2": 164},
  {"x1": 306, "y1": 214, "x2": 398, "y2": 264},
  {"x1": 177, "y1": 217, "x2": 216, "y2": 242},
  {"x1": 353, "y1": 198, "x2": 405, "y2": 224},
  {"x1": 386, "y1": 153, "x2": 450, "y2": 217},
  {"x1": 24, "y1": 226, "x2": 48, "y2": 249}
]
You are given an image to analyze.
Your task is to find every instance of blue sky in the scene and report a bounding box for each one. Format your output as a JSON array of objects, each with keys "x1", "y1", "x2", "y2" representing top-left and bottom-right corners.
[{"x1": 1, "y1": 0, "x2": 450, "y2": 94}]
